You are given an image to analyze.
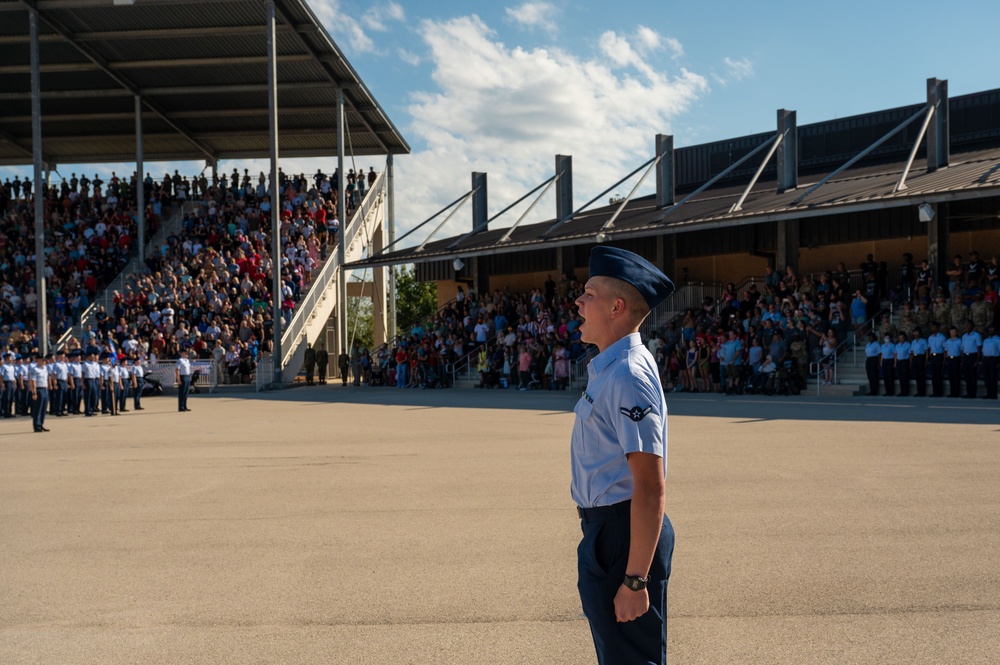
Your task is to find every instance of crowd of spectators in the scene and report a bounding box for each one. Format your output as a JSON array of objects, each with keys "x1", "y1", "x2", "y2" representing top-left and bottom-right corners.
[
  {"x1": 1, "y1": 171, "x2": 163, "y2": 354},
  {"x1": 2, "y1": 165, "x2": 378, "y2": 382},
  {"x1": 647, "y1": 250, "x2": 1000, "y2": 396},
  {"x1": 341, "y1": 273, "x2": 590, "y2": 390},
  {"x1": 337, "y1": 248, "x2": 999, "y2": 396}
]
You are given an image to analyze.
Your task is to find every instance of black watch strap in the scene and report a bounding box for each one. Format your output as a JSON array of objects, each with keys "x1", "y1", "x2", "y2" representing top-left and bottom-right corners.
[{"x1": 623, "y1": 574, "x2": 649, "y2": 591}]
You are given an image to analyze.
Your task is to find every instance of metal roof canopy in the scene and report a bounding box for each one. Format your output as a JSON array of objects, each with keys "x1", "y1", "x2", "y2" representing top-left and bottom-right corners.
[
  {"x1": 0, "y1": 0, "x2": 410, "y2": 166},
  {"x1": 352, "y1": 145, "x2": 1000, "y2": 269}
]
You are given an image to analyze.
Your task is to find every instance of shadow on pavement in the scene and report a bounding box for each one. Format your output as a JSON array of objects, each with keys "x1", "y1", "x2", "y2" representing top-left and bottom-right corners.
[{"x1": 198, "y1": 384, "x2": 1000, "y2": 426}]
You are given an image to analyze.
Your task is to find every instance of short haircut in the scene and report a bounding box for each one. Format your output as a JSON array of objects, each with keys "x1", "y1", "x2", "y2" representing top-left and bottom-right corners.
[{"x1": 603, "y1": 277, "x2": 651, "y2": 326}]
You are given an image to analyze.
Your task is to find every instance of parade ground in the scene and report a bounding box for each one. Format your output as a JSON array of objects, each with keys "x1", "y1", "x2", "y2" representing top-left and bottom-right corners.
[{"x1": 1, "y1": 388, "x2": 998, "y2": 664}]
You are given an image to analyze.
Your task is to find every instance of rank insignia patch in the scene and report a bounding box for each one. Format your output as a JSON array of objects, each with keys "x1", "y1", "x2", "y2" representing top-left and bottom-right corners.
[{"x1": 620, "y1": 405, "x2": 652, "y2": 422}]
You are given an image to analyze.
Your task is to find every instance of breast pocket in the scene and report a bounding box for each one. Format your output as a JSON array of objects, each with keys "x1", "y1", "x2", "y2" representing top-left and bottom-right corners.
[{"x1": 574, "y1": 398, "x2": 594, "y2": 420}]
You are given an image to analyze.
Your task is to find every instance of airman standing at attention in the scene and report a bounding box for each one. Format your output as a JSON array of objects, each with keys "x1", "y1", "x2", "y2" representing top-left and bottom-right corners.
[
  {"x1": 910, "y1": 328, "x2": 929, "y2": 397},
  {"x1": 29, "y1": 353, "x2": 50, "y2": 433},
  {"x1": 132, "y1": 356, "x2": 146, "y2": 411},
  {"x1": 67, "y1": 350, "x2": 83, "y2": 414},
  {"x1": 1, "y1": 352, "x2": 15, "y2": 418},
  {"x1": 571, "y1": 246, "x2": 676, "y2": 665}
]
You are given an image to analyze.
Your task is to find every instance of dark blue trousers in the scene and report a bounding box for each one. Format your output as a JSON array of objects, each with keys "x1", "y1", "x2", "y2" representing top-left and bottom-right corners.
[
  {"x1": 2, "y1": 380, "x2": 13, "y2": 417},
  {"x1": 84, "y1": 378, "x2": 99, "y2": 415},
  {"x1": 32, "y1": 388, "x2": 49, "y2": 431},
  {"x1": 133, "y1": 378, "x2": 144, "y2": 409},
  {"x1": 578, "y1": 501, "x2": 674, "y2": 665},
  {"x1": 178, "y1": 375, "x2": 191, "y2": 410}
]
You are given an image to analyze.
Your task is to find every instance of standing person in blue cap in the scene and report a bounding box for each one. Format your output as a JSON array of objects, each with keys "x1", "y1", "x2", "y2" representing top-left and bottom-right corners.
[
  {"x1": 29, "y1": 353, "x2": 50, "y2": 432},
  {"x1": 571, "y1": 246, "x2": 676, "y2": 665},
  {"x1": 1, "y1": 352, "x2": 15, "y2": 418}
]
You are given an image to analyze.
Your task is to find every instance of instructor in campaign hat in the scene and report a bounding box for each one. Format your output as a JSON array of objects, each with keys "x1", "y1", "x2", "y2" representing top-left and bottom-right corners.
[{"x1": 572, "y1": 246, "x2": 675, "y2": 664}]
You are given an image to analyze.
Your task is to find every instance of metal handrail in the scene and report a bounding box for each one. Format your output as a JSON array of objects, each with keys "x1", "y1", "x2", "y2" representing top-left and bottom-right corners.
[
  {"x1": 810, "y1": 306, "x2": 889, "y2": 395},
  {"x1": 56, "y1": 202, "x2": 184, "y2": 350},
  {"x1": 279, "y1": 167, "x2": 386, "y2": 367}
]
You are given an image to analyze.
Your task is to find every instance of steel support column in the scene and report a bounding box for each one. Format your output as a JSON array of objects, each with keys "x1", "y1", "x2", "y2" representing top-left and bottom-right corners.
[
  {"x1": 30, "y1": 7, "x2": 48, "y2": 354},
  {"x1": 337, "y1": 88, "x2": 348, "y2": 355},
  {"x1": 654, "y1": 135, "x2": 674, "y2": 208},
  {"x1": 387, "y1": 152, "x2": 396, "y2": 340},
  {"x1": 135, "y1": 95, "x2": 145, "y2": 265},
  {"x1": 927, "y1": 78, "x2": 949, "y2": 172},
  {"x1": 266, "y1": 0, "x2": 282, "y2": 385}
]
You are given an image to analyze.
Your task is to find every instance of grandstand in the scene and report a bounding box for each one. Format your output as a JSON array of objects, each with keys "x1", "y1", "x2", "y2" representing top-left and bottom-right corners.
[
  {"x1": 352, "y1": 78, "x2": 1000, "y2": 395},
  {"x1": 0, "y1": 0, "x2": 409, "y2": 387}
]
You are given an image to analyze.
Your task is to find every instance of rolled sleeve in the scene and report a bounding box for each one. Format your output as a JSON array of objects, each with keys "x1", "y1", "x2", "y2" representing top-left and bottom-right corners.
[{"x1": 611, "y1": 366, "x2": 665, "y2": 458}]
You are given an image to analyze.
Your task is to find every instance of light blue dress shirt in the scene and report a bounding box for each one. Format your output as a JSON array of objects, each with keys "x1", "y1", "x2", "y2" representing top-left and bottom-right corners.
[
  {"x1": 928, "y1": 333, "x2": 946, "y2": 354},
  {"x1": 983, "y1": 335, "x2": 1000, "y2": 357},
  {"x1": 910, "y1": 338, "x2": 928, "y2": 357},
  {"x1": 961, "y1": 332, "x2": 982, "y2": 354},
  {"x1": 571, "y1": 333, "x2": 667, "y2": 509},
  {"x1": 943, "y1": 338, "x2": 962, "y2": 358},
  {"x1": 865, "y1": 341, "x2": 881, "y2": 358}
]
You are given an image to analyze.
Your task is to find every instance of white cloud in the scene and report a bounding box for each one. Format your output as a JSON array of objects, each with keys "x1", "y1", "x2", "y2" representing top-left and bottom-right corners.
[
  {"x1": 723, "y1": 56, "x2": 754, "y2": 81},
  {"x1": 398, "y1": 48, "x2": 421, "y2": 66},
  {"x1": 361, "y1": 2, "x2": 406, "y2": 32},
  {"x1": 395, "y1": 16, "x2": 707, "y2": 240},
  {"x1": 505, "y1": 2, "x2": 559, "y2": 35},
  {"x1": 310, "y1": 0, "x2": 375, "y2": 53}
]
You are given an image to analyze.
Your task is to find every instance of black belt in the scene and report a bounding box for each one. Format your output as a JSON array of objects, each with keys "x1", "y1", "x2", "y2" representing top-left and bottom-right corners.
[{"x1": 577, "y1": 500, "x2": 631, "y2": 523}]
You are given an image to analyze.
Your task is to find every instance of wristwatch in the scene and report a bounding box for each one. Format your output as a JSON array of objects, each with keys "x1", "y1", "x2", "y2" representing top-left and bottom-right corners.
[{"x1": 623, "y1": 574, "x2": 649, "y2": 591}]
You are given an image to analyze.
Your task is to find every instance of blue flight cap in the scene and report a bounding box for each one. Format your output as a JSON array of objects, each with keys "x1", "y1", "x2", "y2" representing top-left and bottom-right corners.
[{"x1": 588, "y1": 246, "x2": 675, "y2": 310}]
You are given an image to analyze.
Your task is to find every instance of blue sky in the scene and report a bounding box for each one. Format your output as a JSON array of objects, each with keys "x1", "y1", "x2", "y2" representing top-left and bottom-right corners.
[{"x1": 4, "y1": 0, "x2": 999, "y2": 242}]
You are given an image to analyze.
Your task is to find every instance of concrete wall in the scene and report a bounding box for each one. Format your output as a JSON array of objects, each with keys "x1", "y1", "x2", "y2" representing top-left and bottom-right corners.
[{"x1": 678, "y1": 253, "x2": 769, "y2": 285}]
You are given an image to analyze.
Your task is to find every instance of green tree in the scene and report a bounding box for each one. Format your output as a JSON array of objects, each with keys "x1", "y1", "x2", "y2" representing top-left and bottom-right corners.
[
  {"x1": 346, "y1": 294, "x2": 374, "y2": 351},
  {"x1": 395, "y1": 265, "x2": 437, "y2": 334}
]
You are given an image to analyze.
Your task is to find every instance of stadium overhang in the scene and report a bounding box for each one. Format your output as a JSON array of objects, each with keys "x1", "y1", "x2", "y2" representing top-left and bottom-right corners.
[
  {"x1": 349, "y1": 145, "x2": 1000, "y2": 269},
  {"x1": 0, "y1": 0, "x2": 410, "y2": 166}
]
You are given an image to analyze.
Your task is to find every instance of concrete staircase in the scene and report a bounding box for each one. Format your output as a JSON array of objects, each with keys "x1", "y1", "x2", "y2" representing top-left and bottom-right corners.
[
  {"x1": 277, "y1": 170, "x2": 387, "y2": 384},
  {"x1": 56, "y1": 202, "x2": 186, "y2": 349}
]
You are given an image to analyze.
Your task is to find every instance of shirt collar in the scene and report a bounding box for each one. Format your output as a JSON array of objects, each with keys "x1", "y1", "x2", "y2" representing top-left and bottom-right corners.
[{"x1": 589, "y1": 332, "x2": 641, "y2": 376}]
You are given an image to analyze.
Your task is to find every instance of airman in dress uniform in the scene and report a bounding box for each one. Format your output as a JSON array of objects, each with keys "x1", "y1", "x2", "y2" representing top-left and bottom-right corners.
[
  {"x1": 67, "y1": 350, "x2": 83, "y2": 414},
  {"x1": 131, "y1": 356, "x2": 146, "y2": 410},
  {"x1": 982, "y1": 327, "x2": 999, "y2": 399},
  {"x1": 15, "y1": 355, "x2": 30, "y2": 415},
  {"x1": 571, "y1": 246, "x2": 675, "y2": 665},
  {"x1": 1, "y1": 352, "x2": 15, "y2": 418},
  {"x1": 83, "y1": 351, "x2": 101, "y2": 416},
  {"x1": 50, "y1": 350, "x2": 69, "y2": 417},
  {"x1": 960, "y1": 321, "x2": 982, "y2": 398},
  {"x1": 29, "y1": 353, "x2": 50, "y2": 433},
  {"x1": 943, "y1": 327, "x2": 963, "y2": 398},
  {"x1": 864, "y1": 333, "x2": 881, "y2": 396},
  {"x1": 910, "y1": 328, "x2": 929, "y2": 397}
]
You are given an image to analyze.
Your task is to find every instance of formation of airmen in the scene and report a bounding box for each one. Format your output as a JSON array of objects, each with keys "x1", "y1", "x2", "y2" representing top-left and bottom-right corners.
[{"x1": 1, "y1": 349, "x2": 147, "y2": 433}]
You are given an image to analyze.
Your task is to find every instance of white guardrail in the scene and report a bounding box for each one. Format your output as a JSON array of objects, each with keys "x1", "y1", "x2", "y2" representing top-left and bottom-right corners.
[
  {"x1": 279, "y1": 167, "x2": 387, "y2": 370},
  {"x1": 147, "y1": 359, "x2": 218, "y2": 393}
]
